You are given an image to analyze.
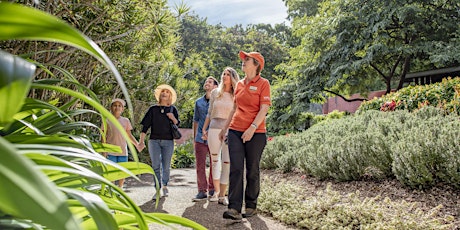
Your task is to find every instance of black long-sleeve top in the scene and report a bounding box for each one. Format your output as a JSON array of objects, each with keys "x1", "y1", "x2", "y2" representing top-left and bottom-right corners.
[{"x1": 140, "y1": 105, "x2": 180, "y2": 140}]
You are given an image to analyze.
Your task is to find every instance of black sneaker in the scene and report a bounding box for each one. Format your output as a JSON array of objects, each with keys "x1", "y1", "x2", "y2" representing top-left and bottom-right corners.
[
  {"x1": 192, "y1": 192, "x2": 207, "y2": 201},
  {"x1": 243, "y1": 208, "x2": 257, "y2": 218},
  {"x1": 223, "y1": 209, "x2": 242, "y2": 220},
  {"x1": 208, "y1": 190, "x2": 215, "y2": 197}
]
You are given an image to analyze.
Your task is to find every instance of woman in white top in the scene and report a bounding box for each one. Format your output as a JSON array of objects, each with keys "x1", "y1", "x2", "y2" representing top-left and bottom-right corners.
[{"x1": 202, "y1": 67, "x2": 240, "y2": 205}]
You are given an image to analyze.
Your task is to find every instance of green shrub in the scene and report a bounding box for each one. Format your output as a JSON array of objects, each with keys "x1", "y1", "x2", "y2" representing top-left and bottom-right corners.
[
  {"x1": 262, "y1": 136, "x2": 289, "y2": 170},
  {"x1": 262, "y1": 133, "x2": 308, "y2": 173},
  {"x1": 311, "y1": 109, "x2": 348, "y2": 126},
  {"x1": 392, "y1": 107, "x2": 460, "y2": 188},
  {"x1": 259, "y1": 178, "x2": 453, "y2": 229},
  {"x1": 293, "y1": 111, "x2": 396, "y2": 181},
  {"x1": 358, "y1": 77, "x2": 460, "y2": 115},
  {"x1": 263, "y1": 107, "x2": 460, "y2": 188},
  {"x1": 172, "y1": 140, "x2": 195, "y2": 168}
]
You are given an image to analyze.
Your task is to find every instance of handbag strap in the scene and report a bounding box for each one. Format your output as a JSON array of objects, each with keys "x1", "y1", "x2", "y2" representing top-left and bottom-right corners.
[{"x1": 169, "y1": 106, "x2": 174, "y2": 124}]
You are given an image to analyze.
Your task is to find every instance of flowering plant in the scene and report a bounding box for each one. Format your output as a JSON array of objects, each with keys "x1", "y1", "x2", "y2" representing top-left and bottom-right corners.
[{"x1": 380, "y1": 101, "x2": 396, "y2": 111}]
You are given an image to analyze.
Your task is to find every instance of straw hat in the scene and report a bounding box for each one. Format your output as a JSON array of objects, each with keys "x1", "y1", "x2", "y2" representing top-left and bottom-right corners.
[{"x1": 154, "y1": 84, "x2": 177, "y2": 104}]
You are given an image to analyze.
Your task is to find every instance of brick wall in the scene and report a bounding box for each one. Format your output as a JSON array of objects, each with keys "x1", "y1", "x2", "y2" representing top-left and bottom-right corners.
[{"x1": 322, "y1": 90, "x2": 388, "y2": 114}]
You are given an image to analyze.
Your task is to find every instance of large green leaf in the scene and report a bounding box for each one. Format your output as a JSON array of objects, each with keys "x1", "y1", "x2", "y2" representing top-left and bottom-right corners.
[
  {"x1": 0, "y1": 2, "x2": 133, "y2": 116},
  {"x1": 31, "y1": 83, "x2": 140, "y2": 162},
  {"x1": 145, "y1": 213, "x2": 207, "y2": 230},
  {"x1": 104, "y1": 162, "x2": 154, "y2": 182},
  {"x1": 6, "y1": 134, "x2": 98, "y2": 151},
  {"x1": 0, "y1": 50, "x2": 35, "y2": 125},
  {"x1": 0, "y1": 137, "x2": 80, "y2": 229},
  {"x1": 23, "y1": 152, "x2": 149, "y2": 229},
  {"x1": 61, "y1": 188, "x2": 118, "y2": 230}
]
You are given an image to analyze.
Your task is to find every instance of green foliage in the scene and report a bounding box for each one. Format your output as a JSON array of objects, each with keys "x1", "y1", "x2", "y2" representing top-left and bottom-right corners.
[
  {"x1": 297, "y1": 114, "x2": 392, "y2": 181},
  {"x1": 0, "y1": 2, "x2": 205, "y2": 229},
  {"x1": 392, "y1": 107, "x2": 460, "y2": 188},
  {"x1": 177, "y1": 13, "x2": 291, "y2": 129},
  {"x1": 2, "y1": 0, "x2": 182, "y2": 133},
  {"x1": 172, "y1": 140, "x2": 195, "y2": 169},
  {"x1": 262, "y1": 134, "x2": 299, "y2": 173},
  {"x1": 280, "y1": 0, "x2": 460, "y2": 122},
  {"x1": 0, "y1": 50, "x2": 35, "y2": 124},
  {"x1": 259, "y1": 178, "x2": 454, "y2": 229},
  {"x1": 262, "y1": 109, "x2": 460, "y2": 188},
  {"x1": 359, "y1": 77, "x2": 460, "y2": 115},
  {"x1": 311, "y1": 109, "x2": 347, "y2": 126}
]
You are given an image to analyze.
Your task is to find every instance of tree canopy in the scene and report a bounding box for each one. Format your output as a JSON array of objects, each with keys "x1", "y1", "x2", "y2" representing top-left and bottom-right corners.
[
  {"x1": 269, "y1": 0, "x2": 460, "y2": 133},
  {"x1": 2, "y1": 0, "x2": 459, "y2": 134}
]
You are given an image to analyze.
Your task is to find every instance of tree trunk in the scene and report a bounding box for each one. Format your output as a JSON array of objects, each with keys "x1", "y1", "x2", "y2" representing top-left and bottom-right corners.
[{"x1": 397, "y1": 56, "x2": 411, "y2": 90}]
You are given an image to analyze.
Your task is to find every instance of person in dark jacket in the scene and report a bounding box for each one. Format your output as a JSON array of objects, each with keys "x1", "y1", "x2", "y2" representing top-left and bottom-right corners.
[{"x1": 138, "y1": 84, "x2": 180, "y2": 200}]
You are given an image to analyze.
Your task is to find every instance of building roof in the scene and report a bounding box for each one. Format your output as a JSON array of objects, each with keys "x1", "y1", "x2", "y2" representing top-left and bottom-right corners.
[{"x1": 404, "y1": 66, "x2": 460, "y2": 84}]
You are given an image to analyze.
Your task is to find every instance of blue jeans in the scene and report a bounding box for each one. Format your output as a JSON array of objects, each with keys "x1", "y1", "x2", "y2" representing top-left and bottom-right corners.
[{"x1": 148, "y1": 139, "x2": 174, "y2": 187}]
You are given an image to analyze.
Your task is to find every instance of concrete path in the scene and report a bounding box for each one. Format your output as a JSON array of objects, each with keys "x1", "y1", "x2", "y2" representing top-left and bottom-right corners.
[{"x1": 124, "y1": 168, "x2": 293, "y2": 230}]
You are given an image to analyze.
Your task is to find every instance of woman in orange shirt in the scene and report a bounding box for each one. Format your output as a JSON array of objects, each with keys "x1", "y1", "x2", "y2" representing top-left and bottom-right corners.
[{"x1": 220, "y1": 51, "x2": 271, "y2": 220}]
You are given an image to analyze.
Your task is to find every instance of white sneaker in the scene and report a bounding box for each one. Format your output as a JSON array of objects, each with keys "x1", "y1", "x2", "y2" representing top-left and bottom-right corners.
[
  {"x1": 218, "y1": 197, "x2": 228, "y2": 206},
  {"x1": 162, "y1": 187, "x2": 169, "y2": 197},
  {"x1": 209, "y1": 193, "x2": 218, "y2": 202}
]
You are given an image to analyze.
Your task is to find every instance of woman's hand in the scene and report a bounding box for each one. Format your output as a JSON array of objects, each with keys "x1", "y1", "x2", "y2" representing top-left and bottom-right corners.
[
  {"x1": 166, "y1": 112, "x2": 178, "y2": 124},
  {"x1": 242, "y1": 125, "x2": 256, "y2": 143},
  {"x1": 202, "y1": 129, "x2": 208, "y2": 140},
  {"x1": 137, "y1": 142, "x2": 145, "y2": 152},
  {"x1": 218, "y1": 129, "x2": 227, "y2": 142}
]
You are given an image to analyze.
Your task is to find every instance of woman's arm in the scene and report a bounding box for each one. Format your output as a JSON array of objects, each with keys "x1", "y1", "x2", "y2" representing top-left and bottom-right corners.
[
  {"x1": 241, "y1": 103, "x2": 269, "y2": 143},
  {"x1": 127, "y1": 129, "x2": 139, "y2": 146},
  {"x1": 138, "y1": 132, "x2": 147, "y2": 150},
  {"x1": 202, "y1": 116, "x2": 210, "y2": 140},
  {"x1": 167, "y1": 106, "x2": 179, "y2": 125},
  {"x1": 219, "y1": 103, "x2": 236, "y2": 141},
  {"x1": 202, "y1": 91, "x2": 215, "y2": 139},
  {"x1": 249, "y1": 104, "x2": 270, "y2": 128}
]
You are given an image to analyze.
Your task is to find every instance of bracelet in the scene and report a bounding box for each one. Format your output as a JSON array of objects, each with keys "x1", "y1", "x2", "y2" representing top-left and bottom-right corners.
[{"x1": 251, "y1": 123, "x2": 257, "y2": 128}]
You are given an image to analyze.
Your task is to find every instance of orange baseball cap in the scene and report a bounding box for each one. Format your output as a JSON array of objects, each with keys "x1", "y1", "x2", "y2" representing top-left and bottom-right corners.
[{"x1": 239, "y1": 51, "x2": 264, "y2": 72}]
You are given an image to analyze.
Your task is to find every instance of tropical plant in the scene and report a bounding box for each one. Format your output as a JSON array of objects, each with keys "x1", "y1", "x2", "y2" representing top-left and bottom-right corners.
[{"x1": 0, "y1": 2, "x2": 205, "y2": 229}]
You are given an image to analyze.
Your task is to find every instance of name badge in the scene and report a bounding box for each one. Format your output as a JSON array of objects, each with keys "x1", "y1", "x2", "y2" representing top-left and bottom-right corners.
[{"x1": 249, "y1": 86, "x2": 257, "y2": 91}]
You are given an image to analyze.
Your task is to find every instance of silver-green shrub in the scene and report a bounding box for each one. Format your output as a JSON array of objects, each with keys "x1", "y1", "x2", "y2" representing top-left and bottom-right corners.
[
  {"x1": 392, "y1": 107, "x2": 460, "y2": 188},
  {"x1": 262, "y1": 107, "x2": 460, "y2": 188},
  {"x1": 296, "y1": 111, "x2": 396, "y2": 181},
  {"x1": 259, "y1": 178, "x2": 454, "y2": 229},
  {"x1": 261, "y1": 135, "x2": 291, "y2": 170}
]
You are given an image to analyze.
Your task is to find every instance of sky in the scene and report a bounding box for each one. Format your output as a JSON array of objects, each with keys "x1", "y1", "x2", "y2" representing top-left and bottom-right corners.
[{"x1": 168, "y1": 0, "x2": 289, "y2": 27}]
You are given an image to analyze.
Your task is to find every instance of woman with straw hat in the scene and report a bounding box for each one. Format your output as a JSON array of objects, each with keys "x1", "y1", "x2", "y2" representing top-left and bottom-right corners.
[{"x1": 139, "y1": 84, "x2": 180, "y2": 200}]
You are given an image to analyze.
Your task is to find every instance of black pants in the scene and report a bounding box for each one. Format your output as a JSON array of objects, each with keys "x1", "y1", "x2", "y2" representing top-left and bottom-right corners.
[{"x1": 227, "y1": 129, "x2": 267, "y2": 213}]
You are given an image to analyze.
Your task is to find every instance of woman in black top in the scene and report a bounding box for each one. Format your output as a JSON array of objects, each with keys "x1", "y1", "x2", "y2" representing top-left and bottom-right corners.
[{"x1": 139, "y1": 84, "x2": 180, "y2": 199}]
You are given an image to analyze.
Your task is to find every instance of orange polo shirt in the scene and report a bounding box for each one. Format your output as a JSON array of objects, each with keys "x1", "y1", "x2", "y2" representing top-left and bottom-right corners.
[{"x1": 229, "y1": 74, "x2": 271, "y2": 133}]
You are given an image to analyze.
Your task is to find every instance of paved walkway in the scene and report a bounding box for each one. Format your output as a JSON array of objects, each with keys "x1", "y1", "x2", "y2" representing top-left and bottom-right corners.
[{"x1": 124, "y1": 168, "x2": 293, "y2": 230}]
